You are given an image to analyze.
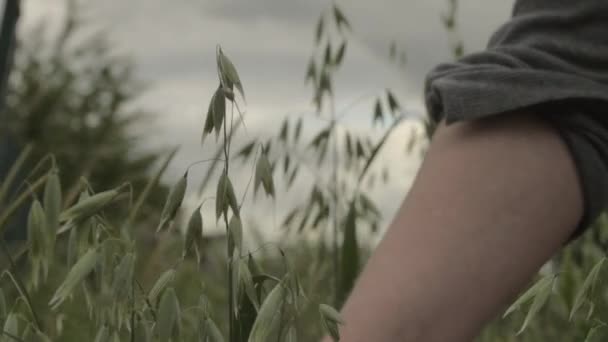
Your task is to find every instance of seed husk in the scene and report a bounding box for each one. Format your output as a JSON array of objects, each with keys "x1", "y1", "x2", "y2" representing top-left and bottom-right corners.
[
  {"x1": 50, "y1": 247, "x2": 99, "y2": 309},
  {"x1": 183, "y1": 205, "x2": 203, "y2": 261},
  {"x1": 156, "y1": 288, "x2": 180, "y2": 342},
  {"x1": 228, "y1": 215, "x2": 243, "y2": 254},
  {"x1": 44, "y1": 169, "x2": 61, "y2": 245},
  {"x1": 216, "y1": 173, "x2": 238, "y2": 220},
  {"x1": 60, "y1": 184, "x2": 127, "y2": 222},
  {"x1": 319, "y1": 304, "x2": 344, "y2": 325},
  {"x1": 149, "y1": 269, "x2": 176, "y2": 306},
  {"x1": 248, "y1": 278, "x2": 286, "y2": 342},
  {"x1": 111, "y1": 253, "x2": 135, "y2": 300},
  {"x1": 217, "y1": 47, "x2": 245, "y2": 101},
  {"x1": 28, "y1": 199, "x2": 47, "y2": 259},
  {"x1": 157, "y1": 172, "x2": 188, "y2": 232},
  {"x1": 255, "y1": 152, "x2": 275, "y2": 197}
]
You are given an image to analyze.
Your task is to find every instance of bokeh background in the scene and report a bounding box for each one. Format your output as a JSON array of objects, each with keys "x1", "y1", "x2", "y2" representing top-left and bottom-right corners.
[{"x1": 5, "y1": 1, "x2": 608, "y2": 341}]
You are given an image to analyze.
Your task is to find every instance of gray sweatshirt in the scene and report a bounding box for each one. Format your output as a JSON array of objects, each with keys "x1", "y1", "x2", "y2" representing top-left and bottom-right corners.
[
  {"x1": 426, "y1": 0, "x2": 608, "y2": 124},
  {"x1": 424, "y1": 0, "x2": 608, "y2": 238}
]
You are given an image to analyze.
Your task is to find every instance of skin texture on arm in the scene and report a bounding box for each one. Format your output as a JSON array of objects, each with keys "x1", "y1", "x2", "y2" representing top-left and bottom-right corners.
[{"x1": 324, "y1": 112, "x2": 583, "y2": 341}]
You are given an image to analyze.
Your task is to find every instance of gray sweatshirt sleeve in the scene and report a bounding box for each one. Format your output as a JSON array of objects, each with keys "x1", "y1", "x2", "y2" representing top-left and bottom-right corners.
[
  {"x1": 424, "y1": 0, "x2": 608, "y2": 239},
  {"x1": 426, "y1": 0, "x2": 608, "y2": 124}
]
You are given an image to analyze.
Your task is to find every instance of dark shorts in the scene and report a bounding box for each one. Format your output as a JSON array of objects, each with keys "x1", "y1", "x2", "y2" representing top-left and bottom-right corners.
[{"x1": 425, "y1": 0, "x2": 608, "y2": 239}]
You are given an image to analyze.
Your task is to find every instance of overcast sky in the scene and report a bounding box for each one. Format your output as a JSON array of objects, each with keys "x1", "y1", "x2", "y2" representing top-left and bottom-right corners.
[{"x1": 19, "y1": 0, "x2": 514, "y2": 240}]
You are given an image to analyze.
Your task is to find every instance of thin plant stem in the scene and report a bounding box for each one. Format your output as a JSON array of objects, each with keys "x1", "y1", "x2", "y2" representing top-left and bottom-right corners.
[
  {"x1": 224, "y1": 100, "x2": 235, "y2": 342},
  {"x1": 330, "y1": 95, "x2": 340, "y2": 306}
]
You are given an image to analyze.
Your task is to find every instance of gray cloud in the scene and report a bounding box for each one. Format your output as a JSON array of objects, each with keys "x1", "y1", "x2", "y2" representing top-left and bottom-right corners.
[{"x1": 199, "y1": 0, "x2": 324, "y2": 25}]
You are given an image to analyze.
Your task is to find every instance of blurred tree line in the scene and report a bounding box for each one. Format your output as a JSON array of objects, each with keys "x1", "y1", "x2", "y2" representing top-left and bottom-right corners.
[{"x1": 1, "y1": 2, "x2": 168, "y2": 240}]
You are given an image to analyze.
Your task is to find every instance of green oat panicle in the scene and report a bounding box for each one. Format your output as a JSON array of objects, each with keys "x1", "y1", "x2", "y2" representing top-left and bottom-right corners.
[
  {"x1": 319, "y1": 303, "x2": 344, "y2": 341},
  {"x1": 228, "y1": 215, "x2": 243, "y2": 254},
  {"x1": 49, "y1": 247, "x2": 99, "y2": 310},
  {"x1": 43, "y1": 168, "x2": 61, "y2": 213},
  {"x1": 386, "y1": 89, "x2": 400, "y2": 116},
  {"x1": 321, "y1": 318, "x2": 341, "y2": 342},
  {"x1": 183, "y1": 205, "x2": 203, "y2": 261},
  {"x1": 238, "y1": 258, "x2": 259, "y2": 311},
  {"x1": 111, "y1": 252, "x2": 135, "y2": 301},
  {"x1": 226, "y1": 177, "x2": 239, "y2": 217},
  {"x1": 570, "y1": 257, "x2": 605, "y2": 320},
  {"x1": 28, "y1": 199, "x2": 47, "y2": 259},
  {"x1": 155, "y1": 287, "x2": 181, "y2": 342},
  {"x1": 247, "y1": 253, "x2": 263, "y2": 278},
  {"x1": 373, "y1": 98, "x2": 384, "y2": 126},
  {"x1": 517, "y1": 276, "x2": 554, "y2": 335},
  {"x1": 254, "y1": 150, "x2": 275, "y2": 197},
  {"x1": 149, "y1": 269, "x2": 177, "y2": 306},
  {"x1": 28, "y1": 199, "x2": 48, "y2": 288},
  {"x1": 315, "y1": 15, "x2": 324, "y2": 44},
  {"x1": 334, "y1": 42, "x2": 347, "y2": 66},
  {"x1": 216, "y1": 173, "x2": 228, "y2": 220},
  {"x1": 305, "y1": 58, "x2": 317, "y2": 84},
  {"x1": 202, "y1": 88, "x2": 218, "y2": 143},
  {"x1": 60, "y1": 183, "x2": 128, "y2": 223},
  {"x1": 43, "y1": 168, "x2": 62, "y2": 249},
  {"x1": 217, "y1": 46, "x2": 245, "y2": 102},
  {"x1": 248, "y1": 278, "x2": 287, "y2": 342},
  {"x1": 319, "y1": 304, "x2": 344, "y2": 325},
  {"x1": 157, "y1": 171, "x2": 188, "y2": 232},
  {"x1": 332, "y1": 5, "x2": 351, "y2": 32},
  {"x1": 213, "y1": 87, "x2": 227, "y2": 138},
  {"x1": 503, "y1": 274, "x2": 555, "y2": 319},
  {"x1": 216, "y1": 172, "x2": 239, "y2": 220},
  {"x1": 222, "y1": 85, "x2": 235, "y2": 103}
]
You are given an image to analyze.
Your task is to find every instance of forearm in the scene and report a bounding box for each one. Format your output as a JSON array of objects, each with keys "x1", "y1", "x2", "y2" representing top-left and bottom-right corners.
[{"x1": 325, "y1": 112, "x2": 583, "y2": 341}]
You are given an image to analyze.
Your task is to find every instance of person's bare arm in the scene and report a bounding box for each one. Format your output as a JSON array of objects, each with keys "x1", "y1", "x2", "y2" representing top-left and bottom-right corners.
[{"x1": 324, "y1": 112, "x2": 583, "y2": 341}]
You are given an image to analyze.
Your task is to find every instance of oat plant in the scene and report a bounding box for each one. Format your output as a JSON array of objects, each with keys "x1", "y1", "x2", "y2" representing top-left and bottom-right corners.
[{"x1": 0, "y1": 46, "x2": 343, "y2": 342}]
